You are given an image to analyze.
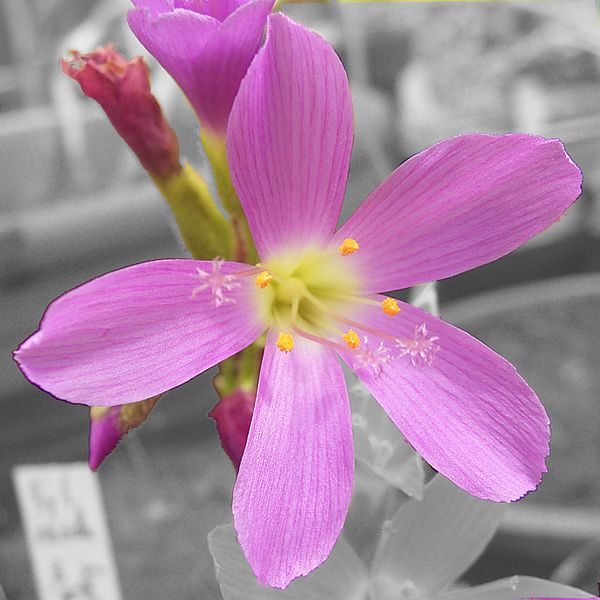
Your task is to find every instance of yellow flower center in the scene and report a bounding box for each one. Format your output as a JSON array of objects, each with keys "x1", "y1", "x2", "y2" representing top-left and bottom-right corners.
[{"x1": 255, "y1": 247, "x2": 362, "y2": 350}]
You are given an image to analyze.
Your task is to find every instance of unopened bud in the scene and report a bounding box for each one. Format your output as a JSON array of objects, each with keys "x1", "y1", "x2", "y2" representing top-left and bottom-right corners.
[
  {"x1": 88, "y1": 396, "x2": 160, "y2": 470},
  {"x1": 62, "y1": 44, "x2": 180, "y2": 180},
  {"x1": 208, "y1": 389, "x2": 255, "y2": 471}
]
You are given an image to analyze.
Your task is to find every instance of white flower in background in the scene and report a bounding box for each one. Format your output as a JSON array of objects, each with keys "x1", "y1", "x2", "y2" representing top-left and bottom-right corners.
[{"x1": 209, "y1": 476, "x2": 592, "y2": 600}]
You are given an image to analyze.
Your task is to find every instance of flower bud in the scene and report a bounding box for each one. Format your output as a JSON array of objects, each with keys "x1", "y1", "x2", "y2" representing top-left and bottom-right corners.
[
  {"x1": 127, "y1": 0, "x2": 273, "y2": 137},
  {"x1": 209, "y1": 389, "x2": 255, "y2": 470},
  {"x1": 62, "y1": 44, "x2": 180, "y2": 180},
  {"x1": 88, "y1": 396, "x2": 160, "y2": 470}
]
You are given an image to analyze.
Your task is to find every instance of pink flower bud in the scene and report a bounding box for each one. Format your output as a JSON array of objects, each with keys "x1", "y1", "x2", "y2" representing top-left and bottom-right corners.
[
  {"x1": 61, "y1": 44, "x2": 180, "y2": 179},
  {"x1": 209, "y1": 389, "x2": 255, "y2": 471},
  {"x1": 88, "y1": 396, "x2": 160, "y2": 470}
]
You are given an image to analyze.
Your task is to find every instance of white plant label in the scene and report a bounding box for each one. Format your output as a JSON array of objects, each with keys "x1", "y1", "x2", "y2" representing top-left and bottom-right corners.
[{"x1": 13, "y1": 463, "x2": 122, "y2": 600}]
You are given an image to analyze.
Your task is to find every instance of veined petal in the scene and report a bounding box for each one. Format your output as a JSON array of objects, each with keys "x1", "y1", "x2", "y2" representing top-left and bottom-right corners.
[
  {"x1": 233, "y1": 333, "x2": 353, "y2": 588},
  {"x1": 15, "y1": 260, "x2": 264, "y2": 406},
  {"x1": 209, "y1": 525, "x2": 368, "y2": 600},
  {"x1": 343, "y1": 300, "x2": 549, "y2": 502},
  {"x1": 334, "y1": 134, "x2": 582, "y2": 293},
  {"x1": 227, "y1": 13, "x2": 353, "y2": 259},
  {"x1": 438, "y1": 576, "x2": 593, "y2": 600},
  {"x1": 370, "y1": 475, "x2": 504, "y2": 600},
  {"x1": 128, "y1": 0, "x2": 273, "y2": 135},
  {"x1": 191, "y1": 0, "x2": 274, "y2": 134},
  {"x1": 127, "y1": 8, "x2": 218, "y2": 72},
  {"x1": 174, "y1": 0, "x2": 241, "y2": 20}
]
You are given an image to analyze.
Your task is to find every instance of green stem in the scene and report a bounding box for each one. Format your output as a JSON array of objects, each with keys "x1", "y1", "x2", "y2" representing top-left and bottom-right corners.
[
  {"x1": 200, "y1": 132, "x2": 259, "y2": 265},
  {"x1": 153, "y1": 163, "x2": 234, "y2": 260}
]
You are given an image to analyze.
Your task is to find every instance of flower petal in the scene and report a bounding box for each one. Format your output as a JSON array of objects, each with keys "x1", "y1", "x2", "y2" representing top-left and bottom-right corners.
[
  {"x1": 14, "y1": 260, "x2": 264, "y2": 406},
  {"x1": 128, "y1": 0, "x2": 273, "y2": 135},
  {"x1": 209, "y1": 524, "x2": 368, "y2": 600},
  {"x1": 342, "y1": 300, "x2": 549, "y2": 502},
  {"x1": 370, "y1": 475, "x2": 504, "y2": 599},
  {"x1": 227, "y1": 13, "x2": 353, "y2": 259},
  {"x1": 439, "y1": 576, "x2": 593, "y2": 600},
  {"x1": 334, "y1": 134, "x2": 582, "y2": 293},
  {"x1": 192, "y1": 0, "x2": 274, "y2": 134},
  {"x1": 233, "y1": 333, "x2": 354, "y2": 588},
  {"x1": 174, "y1": 0, "x2": 241, "y2": 21}
]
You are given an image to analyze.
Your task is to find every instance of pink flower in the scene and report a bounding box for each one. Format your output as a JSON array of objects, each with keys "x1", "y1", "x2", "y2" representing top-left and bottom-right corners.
[
  {"x1": 127, "y1": 0, "x2": 274, "y2": 136},
  {"x1": 61, "y1": 44, "x2": 180, "y2": 179},
  {"x1": 15, "y1": 14, "x2": 582, "y2": 589}
]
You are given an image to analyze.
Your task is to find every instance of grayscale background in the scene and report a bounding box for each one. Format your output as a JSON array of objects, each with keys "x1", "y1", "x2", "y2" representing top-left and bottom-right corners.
[{"x1": 1, "y1": 1, "x2": 599, "y2": 598}]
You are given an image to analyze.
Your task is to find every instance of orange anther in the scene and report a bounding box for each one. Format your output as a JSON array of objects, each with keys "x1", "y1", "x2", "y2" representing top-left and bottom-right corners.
[
  {"x1": 382, "y1": 297, "x2": 401, "y2": 316},
  {"x1": 276, "y1": 332, "x2": 294, "y2": 353},
  {"x1": 343, "y1": 329, "x2": 360, "y2": 349},
  {"x1": 339, "y1": 238, "x2": 359, "y2": 256},
  {"x1": 255, "y1": 270, "x2": 273, "y2": 289}
]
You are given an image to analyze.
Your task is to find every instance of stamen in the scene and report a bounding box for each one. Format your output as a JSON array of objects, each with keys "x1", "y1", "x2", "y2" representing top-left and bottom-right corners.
[
  {"x1": 315, "y1": 290, "x2": 382, "y2": 308},
  {"x1": 301, "y1": 287, "x2": 399, "y2": 346},
  {"x1": 288, "y1": 291, "x2": 350, "y2": 352},
  {"x1": 191, "y1": 258, "x2": 241, "y2": 307},
  {"x1": 292, "y1": 324, "x2": 348, "y2": 353},
  {"x1": 343, "y1": 329, "x2": 360, "y2": 349},
  {"x1": 382, "y1": 297, "x2": 401, "y2": 316},
  {"x1": 276, "y1": 332, "x2": 294, "y2": 353},
  {"x1": 352, "y1": 336, "x2": 392, "y2": 377},
  {"x1": 395, "y1": 323, "x2": 440, "y2": 367},
  {"x1": 255, "y1": 270, "x2": 273, "y2": 289},
  {"x1": 339, "y1": 238, "x2": 360, "y2": 256}
]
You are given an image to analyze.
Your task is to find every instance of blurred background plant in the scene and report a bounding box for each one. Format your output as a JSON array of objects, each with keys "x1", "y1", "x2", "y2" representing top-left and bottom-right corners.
[{"x1": 1, "y1": 0, "x2": 599, "y2": 598}]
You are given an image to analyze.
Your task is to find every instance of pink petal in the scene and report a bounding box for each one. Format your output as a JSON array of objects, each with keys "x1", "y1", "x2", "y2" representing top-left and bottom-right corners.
[
  {"x1": 439, "y1": 576, "x2": 594, "y2": 600},
  {"x1": 334, "y1": 134, "x2": 582, "y2": 293},
  {"x1": 227, "y1": 13, "x2": 353, "y2": 259},
  {"x1": 15, "y1": 260, "x2": 265, "y2": 406},
  {"x1": 127, "y1": 0, "x2": 273, "y2": 135},
  {"x1": 342, "y1": 300, "x2": 550, "y2": 502},
  {"x1": 232, "y1": 333, "x2": 353, "y2": 588},
  {"x1": 370, "y1": 475, "x2": 504, "y2": 598},
  {"x1": 209, "y1": 525, "x2": 368, "y2": 600},
  {"x1": 174, "y1": 0, "x2": 241, "y2": 20}
]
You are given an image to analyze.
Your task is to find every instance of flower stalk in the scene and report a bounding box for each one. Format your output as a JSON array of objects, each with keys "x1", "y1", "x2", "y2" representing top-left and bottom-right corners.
[
  {"x1": 201, "y1": 132, "x2": 259, "y2": 265},
  {"x1": 153, "y1": 164, "x2": 234, "y2": 262}
]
